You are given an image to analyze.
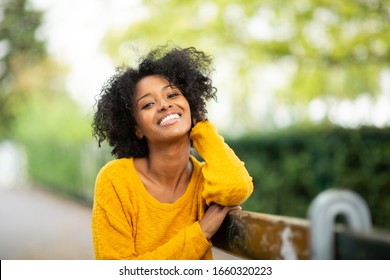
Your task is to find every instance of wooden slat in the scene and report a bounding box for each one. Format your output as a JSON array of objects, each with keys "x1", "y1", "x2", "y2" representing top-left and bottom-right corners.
[
  {"x1": 212, "y1": 211, "x2": 310, "y2": 260},
  {"x1": 212, "y1": 210, "x2": 390, "y2": 260}
]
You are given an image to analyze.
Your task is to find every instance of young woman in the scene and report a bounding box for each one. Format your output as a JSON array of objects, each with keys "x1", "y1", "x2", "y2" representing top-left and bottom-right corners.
[{"x1": 91, "y1": 45, "x2": 253, "y2": 259}]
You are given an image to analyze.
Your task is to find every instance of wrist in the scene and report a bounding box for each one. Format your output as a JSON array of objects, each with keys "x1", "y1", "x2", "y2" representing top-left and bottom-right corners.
[{"x1": 199, "y1": 220, "x2": 212, "y2": 240}]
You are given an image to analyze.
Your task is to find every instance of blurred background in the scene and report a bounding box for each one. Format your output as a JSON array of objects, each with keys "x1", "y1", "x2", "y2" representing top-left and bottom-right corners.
[{"x1": 0, "y1": 0, "x2": 389, "y2": 259}]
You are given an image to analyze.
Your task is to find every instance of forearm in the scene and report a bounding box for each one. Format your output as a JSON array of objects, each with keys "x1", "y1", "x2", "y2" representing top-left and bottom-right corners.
[
  {"x1": 92, "y1": 204, "x2": 211, "y2": 260},
  {"x1": 190, "y1": 120, "x2": 253, "y2": 206},
  {"x1": 132, "y1": 222, "x2": 211, "y2": 260}
]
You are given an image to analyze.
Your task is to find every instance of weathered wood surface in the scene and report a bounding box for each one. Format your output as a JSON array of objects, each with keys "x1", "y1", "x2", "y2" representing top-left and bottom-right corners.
[
  {"x1": 212, "y1": 211, "x2": 310, "y2": 260},
  {"x1": 212, "y1": 210, "x2": 390, "y2": 260}
]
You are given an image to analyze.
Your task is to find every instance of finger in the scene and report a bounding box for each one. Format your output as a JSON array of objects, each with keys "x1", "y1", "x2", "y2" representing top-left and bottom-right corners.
[{"x1": 225, "y1": 205, "x2": 242, "y2": 214}]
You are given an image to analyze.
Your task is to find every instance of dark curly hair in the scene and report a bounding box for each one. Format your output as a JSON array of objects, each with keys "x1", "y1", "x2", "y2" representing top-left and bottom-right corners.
[{"x1": 92, "y1": 45, "x2": 217, "y2": 158}]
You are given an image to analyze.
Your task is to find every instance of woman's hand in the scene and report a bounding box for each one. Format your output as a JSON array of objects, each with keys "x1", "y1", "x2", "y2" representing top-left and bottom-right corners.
[
  {"x1": 199, "y1": 203, "x2": 241, "y2": 240},
  {"x1": 192, "y1": 112, "x2": 206, "y2": 127}
]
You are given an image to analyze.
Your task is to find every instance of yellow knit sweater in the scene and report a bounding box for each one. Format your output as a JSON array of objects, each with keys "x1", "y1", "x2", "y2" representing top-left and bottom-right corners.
[{"x1": 91, "y1": 120, "x2": 253, "y2": 260}]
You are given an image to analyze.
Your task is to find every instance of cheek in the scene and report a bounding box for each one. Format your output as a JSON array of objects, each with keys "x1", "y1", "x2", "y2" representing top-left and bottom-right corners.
[
  {"x1": 134, "y1": 113, "x2": 151, "y2": 133},
  {"x1": 183, "y1": 102, "x2": 192, "y2": 122}
]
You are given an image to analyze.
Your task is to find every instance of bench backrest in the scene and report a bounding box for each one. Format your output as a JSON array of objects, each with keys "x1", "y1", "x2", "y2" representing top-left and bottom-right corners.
[{"x1": 212, "y1": 189, "x2": 390, "y2": 259}]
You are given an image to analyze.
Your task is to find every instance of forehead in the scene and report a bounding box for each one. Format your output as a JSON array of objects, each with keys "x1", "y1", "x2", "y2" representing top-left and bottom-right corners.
[{"x1": 134, "y1": 75, "x2": 171, "y2": 97}]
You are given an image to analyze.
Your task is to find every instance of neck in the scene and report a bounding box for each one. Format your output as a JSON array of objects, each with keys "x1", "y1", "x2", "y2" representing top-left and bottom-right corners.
[{"x1": 145, "y1": 136, "x2": 192, "y2": 187}]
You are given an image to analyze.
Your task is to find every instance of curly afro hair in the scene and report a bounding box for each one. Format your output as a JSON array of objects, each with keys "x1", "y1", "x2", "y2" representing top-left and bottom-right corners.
[{"x1": 92, "y1": 45, "x2": 217, "y2": 159}]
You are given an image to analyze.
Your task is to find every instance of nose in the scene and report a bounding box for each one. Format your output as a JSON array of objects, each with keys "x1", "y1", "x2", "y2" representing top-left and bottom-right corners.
[{"x1": 158, "y1": 99, "x2": 173, "y2": 111}]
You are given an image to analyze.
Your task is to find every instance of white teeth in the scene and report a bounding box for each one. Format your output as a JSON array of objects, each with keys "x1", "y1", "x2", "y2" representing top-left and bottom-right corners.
[{"x1": 160, "y1": 114, "x2": 180, "y2": 125}]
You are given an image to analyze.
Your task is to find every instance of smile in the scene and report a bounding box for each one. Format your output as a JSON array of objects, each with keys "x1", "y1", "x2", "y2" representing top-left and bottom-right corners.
[{"x1": 159, "y1": 113, "x2": 181, "y2": 126}]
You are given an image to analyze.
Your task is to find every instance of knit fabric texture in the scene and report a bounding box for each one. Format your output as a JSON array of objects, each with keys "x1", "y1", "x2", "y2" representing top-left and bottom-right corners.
[{"x1": 91, "y1": 120, "x2": 253, "y2": 259}]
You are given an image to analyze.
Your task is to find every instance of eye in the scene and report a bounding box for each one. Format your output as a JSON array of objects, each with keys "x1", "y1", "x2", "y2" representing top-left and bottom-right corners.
[
  {"x1": 167, "y1": 92, "x2": 180, "y2": 99},
  {"x1": 141, "y1": 102, "x2": 154, "y2": 110}
]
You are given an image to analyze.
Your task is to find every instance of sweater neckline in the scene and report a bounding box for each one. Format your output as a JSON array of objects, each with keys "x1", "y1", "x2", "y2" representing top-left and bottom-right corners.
[{"x1": 129, "y1": 156, "x2": 200, "y2": 210}]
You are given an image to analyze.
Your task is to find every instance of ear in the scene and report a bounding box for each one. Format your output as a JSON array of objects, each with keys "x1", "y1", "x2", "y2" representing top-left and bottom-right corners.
[{"x1": 135, "y1": 126, "x2": 144, "y2": 140}]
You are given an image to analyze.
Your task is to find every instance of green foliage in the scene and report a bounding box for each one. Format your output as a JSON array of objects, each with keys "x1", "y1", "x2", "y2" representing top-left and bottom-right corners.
[
  {"x1": 0, "y1": 0, "x2": 97, "y2": 200},
  {"x1": 13, "y1": 93, "x2": 91, "y2": 144},
  {"x1": 0, "y1": 0, "x2": 46, "y2": 137},
  {"x1": 227, "y1": 125, "x2": 390, "y2": 229},
  {"x1": 25, "y1": 140, "x2": 85, "y2": 197},
  {"x1": 11, "y1": 92, "x2": 98, "y2": 201},
  {"x1": 102, "y1": 0, "x2": 390, "y2": 131}
]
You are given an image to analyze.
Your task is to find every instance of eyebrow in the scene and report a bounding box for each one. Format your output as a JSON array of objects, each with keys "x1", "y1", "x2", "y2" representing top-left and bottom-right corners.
[
  {"x1": 136, "y1": 93, "x2": 151, "y2": 105},
  {"x1": 136, "y1": 84, "x2": 177, "y2": 104}
]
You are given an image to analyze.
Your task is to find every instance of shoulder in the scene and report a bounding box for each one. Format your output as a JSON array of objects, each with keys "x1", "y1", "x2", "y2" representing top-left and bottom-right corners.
[
  {"x1": 95, "y1": 157, "x2": 135, "y2": 187},
  {"x1": 94, "y1": 157, "x2": 137, "y2": 203},
  {"x1": 98, "y1": 157, "x2": 132, "y2": 175}
]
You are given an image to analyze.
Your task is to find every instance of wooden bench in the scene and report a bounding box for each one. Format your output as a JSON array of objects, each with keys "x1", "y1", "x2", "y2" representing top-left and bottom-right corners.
[{"x1": 212, "y1": 189, "x2": 390, "y2": 259}]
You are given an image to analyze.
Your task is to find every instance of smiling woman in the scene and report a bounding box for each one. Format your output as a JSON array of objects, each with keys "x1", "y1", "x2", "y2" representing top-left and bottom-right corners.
[
  {"x1": 93, "y1": 45, "x2": 217, "y2": 158},
  {"x1": 133, "y1": 75, "x2": 192, "y2": 144},
  {"x1": 91, "y1": 44, "x2": 253, "y2": 260}
]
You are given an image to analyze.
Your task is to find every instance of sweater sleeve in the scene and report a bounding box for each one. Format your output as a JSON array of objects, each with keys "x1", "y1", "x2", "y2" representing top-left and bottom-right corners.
[
  {"x1": 91, "y1": 171, "x2": 212, "y2": 260},
  {"x1": 190, "y1": 120, "x2": 253, "y2": 206}
]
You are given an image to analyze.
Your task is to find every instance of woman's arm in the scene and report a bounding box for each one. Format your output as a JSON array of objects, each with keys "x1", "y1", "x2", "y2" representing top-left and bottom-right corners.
[
  {"x1": 91, "y1": 174, "x2": 212, "y2": 260},
  {"x1": 190, "y1": 120, "x2": 254, "y2": 206},
  {"x1": 92, "y1": 205, "x2": 211, "y2": 260}
]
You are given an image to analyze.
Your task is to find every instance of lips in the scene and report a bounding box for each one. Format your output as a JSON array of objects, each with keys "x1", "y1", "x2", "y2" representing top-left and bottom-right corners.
[{"x1": 158, "y1": 113, "x2": 181, "y2": 126}]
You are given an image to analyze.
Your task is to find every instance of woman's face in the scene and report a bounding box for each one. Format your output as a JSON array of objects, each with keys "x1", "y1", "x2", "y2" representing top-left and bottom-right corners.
[{"x1": 133, "y1": 75, "x2": 192, "y2": 144}]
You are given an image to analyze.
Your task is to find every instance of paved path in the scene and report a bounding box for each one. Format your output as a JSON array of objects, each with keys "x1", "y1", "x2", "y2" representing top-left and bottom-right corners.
[
  {"x1": 0, "y1": 186, "x2": 238, "y2": 260},
  {"x1": 0, "y1": 186, "x2": 94, "y2": 260}
]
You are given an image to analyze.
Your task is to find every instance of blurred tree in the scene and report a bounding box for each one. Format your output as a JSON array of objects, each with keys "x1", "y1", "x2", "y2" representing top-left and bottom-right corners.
[
  {"x1": 0, "y1": 0, "x2": 46, "y2": 138},
  {"x1": 102, "y1": 0, "x2": 390, "y2": 133},
  {"x1": 0, "y1": 0, "x2": 93, "y2": 194}
]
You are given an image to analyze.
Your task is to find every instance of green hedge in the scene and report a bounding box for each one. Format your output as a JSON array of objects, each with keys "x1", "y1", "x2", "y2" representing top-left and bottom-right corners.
[
  {"x1": 24, "y1": 140, "x2": 111, "y2": 205},
  {"x1": 226, "y1": 125, "x2": 390, "y2": 230},
  {"x1": 25, "y1": 140, "x2": 89, "y2": 202}
]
